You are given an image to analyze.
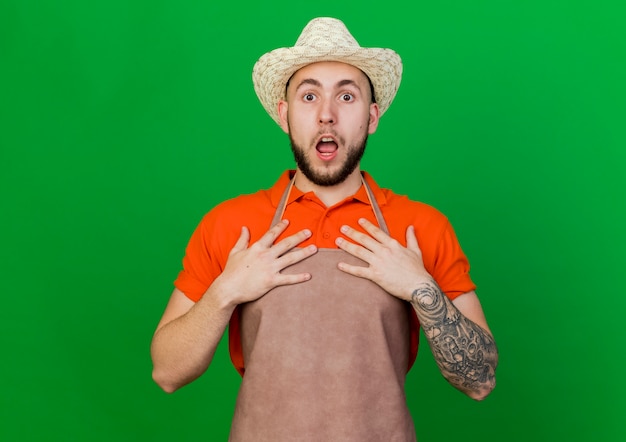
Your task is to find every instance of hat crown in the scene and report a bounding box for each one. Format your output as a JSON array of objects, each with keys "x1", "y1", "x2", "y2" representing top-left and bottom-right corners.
[
  {"x1": 294, "y1": 17, "x2": 360, "y2": 51},
  {"x1": 252, "y1": 17, "x2": 402, "y2": 125}
]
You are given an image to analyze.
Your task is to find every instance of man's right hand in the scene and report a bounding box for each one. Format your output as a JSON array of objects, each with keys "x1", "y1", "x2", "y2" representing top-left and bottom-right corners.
[
  {"x1": 151, "y1": 219, "x2": 316, "y2": 392},
  {"x1": 212, "y1": 219, "x2": 317, "y2": 306}
]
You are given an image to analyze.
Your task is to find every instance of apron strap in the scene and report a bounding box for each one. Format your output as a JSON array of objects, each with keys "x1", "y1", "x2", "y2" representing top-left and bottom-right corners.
[
  {"x1": 270, "y1": 172, "x2": 389, "y2": 235},
  {"x1": 361, "y1": 176, "x2": 389, "y2": 235}
]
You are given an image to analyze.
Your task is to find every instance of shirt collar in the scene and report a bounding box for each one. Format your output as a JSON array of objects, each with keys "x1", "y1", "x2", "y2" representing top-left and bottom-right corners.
[{"x1": 270, "y1": 170, "x2": 388, "y2": 208}]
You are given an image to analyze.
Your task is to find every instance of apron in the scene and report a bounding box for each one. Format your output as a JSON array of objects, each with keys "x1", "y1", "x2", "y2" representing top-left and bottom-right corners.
[{"x1": 229, "y1": 176, "x2": 416, "y2": 442}]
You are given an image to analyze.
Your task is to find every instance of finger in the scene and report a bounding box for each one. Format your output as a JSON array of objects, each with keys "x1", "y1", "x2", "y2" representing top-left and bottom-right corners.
[
  {"x1": 231, "y1": 226, "x2": 250, "y2": 254},
  {"x1": 406, "y1": 225, "x2": 420, "y2": 251},
  {"x1": 271, "y1": 228, "x2": 313, "y2": 257},
  {"x1": 276, "y1": 244, "x2": 318, "y2": 268},
  {"x1": 337, "y1": 260, "x2": 371, "y2": 279},
  {"x1": 339, "y1": 224, "x2": 380, "y2": 252},
  {"x1": 357, "y1": 218, "x2": 393, "y2": 244},
  {"x1": 274, "y1": 271, "x2": 312, "y2": 286},
  {"x1": 335, "y1": 236, "x2": 373, "y2": 262},
  {"x1": 256, "y1": 219, "x2": 290, "y2": 248}
]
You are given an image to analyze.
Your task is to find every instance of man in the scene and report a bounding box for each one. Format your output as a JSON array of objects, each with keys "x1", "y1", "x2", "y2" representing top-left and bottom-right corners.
[{"x1": 151, "y1": 17, "x2": 498, "y2": 441}]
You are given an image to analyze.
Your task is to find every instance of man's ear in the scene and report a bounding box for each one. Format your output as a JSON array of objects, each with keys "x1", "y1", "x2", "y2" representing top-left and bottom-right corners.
[
  {"x1": 368, "y1": 103, "x2": 381, "y2": 135},
  {"x1": 277, "y1": 100, "x2": 289, "y2": 134}
]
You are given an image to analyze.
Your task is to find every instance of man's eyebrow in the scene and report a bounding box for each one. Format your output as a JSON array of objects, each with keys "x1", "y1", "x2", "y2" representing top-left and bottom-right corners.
[
  {"x1": 336, "y1": 79, "x2": 361, "y2": 91},
  {"x1": 294, "y1": 78, "x2": 322, "y2": 91},
  {"x1": 293, "y1": 78, "x2": 362, "y2": 92}
]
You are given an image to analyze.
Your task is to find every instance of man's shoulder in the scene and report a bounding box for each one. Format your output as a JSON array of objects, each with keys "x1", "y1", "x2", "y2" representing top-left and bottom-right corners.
[
  {"x1": 209, "y1": 171, "x2": 290, "y2": 215},
  {"x1": 380, "y1": 187, "x2": 447, "y2": 221},
  {"x1": 194, "y1": 174, "x2": 290, "y2": 233},
  {"x1": 201, "y1": 188, "x2": 273, "y2": 222},
  {"x1": 362, "y1": 172, "x2": 450, "y2": 227}
]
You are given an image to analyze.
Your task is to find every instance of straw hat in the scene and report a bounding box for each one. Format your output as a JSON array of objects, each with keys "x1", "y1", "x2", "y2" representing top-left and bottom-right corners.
[{"x1": 252, "y1": 17, "x2": 402, "y2": 125}]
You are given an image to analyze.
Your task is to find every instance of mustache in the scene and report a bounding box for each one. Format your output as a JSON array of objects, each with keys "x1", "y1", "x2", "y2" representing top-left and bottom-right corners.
[{"x1": 313, "y1": 130, "x2": 344, "y2": 145}]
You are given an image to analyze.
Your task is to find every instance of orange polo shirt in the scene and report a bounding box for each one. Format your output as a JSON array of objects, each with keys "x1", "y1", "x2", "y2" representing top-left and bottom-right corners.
[{"x1": 175, "y1": 170, "x2": 476, "y2": 375}]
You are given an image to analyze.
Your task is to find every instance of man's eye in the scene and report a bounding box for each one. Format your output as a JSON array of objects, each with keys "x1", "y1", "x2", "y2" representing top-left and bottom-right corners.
[
  {"x1": 304, "y1": 93, "x2": 316, "y2": 101},
  {"x1": 341, "y1": 93, "x2": 354, "y2": 101}
]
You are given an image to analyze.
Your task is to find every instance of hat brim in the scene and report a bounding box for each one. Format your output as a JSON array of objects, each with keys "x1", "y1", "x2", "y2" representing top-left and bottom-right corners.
[{"x1": 253, "y1": 46, "x2": 402, "y2": 125}]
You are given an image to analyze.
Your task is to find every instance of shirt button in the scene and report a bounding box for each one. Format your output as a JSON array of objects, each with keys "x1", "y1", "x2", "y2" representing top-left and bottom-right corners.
[{"x1": 323, "y1": 232, "x2": 330, "y2": 239}]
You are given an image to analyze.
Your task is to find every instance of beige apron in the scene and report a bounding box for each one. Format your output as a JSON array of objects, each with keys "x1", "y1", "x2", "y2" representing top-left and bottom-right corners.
[{"x1": 229, "y1": 177, "x2": 416, "y2": 441}]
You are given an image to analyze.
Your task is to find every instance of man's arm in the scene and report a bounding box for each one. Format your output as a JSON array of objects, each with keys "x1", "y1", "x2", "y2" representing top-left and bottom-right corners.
[
  {"x1": 410, "y1": 286, "x2": 497, "y2": 400},
  {"x1": 335, "y1": 218, "x2": 498, "y2": 400},
  {"x1": 150, "y1": 287, "x2": 236, "y2": 393},
  {"x1": 151, "y1": 221, "x2": 317, "y2": 393}
]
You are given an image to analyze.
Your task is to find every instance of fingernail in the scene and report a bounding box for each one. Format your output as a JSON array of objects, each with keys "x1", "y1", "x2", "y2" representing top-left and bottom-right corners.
[
  {"x1": 340, "y1": 225, "x2": 349, "y2": 233},
  {"x1": 304, "y1": 229, "x2": 312, "y2": 237},
  {"x1": 336, "y1": 237, "x2": 343, "y2": 246}
]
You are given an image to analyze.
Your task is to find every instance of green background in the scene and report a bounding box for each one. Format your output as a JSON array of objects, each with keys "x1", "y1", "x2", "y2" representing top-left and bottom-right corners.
[{"x1": 1, "y1": 0, "x2": 624, "y2": 441}]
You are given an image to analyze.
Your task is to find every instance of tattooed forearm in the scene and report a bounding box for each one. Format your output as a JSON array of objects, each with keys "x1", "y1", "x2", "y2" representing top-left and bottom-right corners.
[{"x1": 411, "y1": 279, "x2": 498, "y2": 400}]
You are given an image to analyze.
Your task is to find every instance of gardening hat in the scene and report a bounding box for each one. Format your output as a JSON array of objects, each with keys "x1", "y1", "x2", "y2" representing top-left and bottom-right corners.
[{"x1": 252, "y1": 17, "x2": 402, "y2": 125}]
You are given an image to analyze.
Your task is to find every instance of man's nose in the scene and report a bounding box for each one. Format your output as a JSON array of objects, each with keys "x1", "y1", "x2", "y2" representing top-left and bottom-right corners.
[{"x1": 318, "y1": 100, "x2": 336, "y2": 125}]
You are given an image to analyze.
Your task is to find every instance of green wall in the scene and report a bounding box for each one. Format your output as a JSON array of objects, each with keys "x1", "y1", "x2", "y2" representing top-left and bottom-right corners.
[{"x1": 2, "y1": 1, "x2": 624, "y2": 441}]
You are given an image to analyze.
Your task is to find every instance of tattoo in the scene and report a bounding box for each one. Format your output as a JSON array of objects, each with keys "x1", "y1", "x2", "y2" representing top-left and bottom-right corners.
[{"x1": 411, "y1": 280, "x2": 498, "y2": 396}]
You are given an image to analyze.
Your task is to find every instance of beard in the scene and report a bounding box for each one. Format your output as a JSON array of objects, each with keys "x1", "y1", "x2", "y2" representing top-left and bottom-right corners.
[{"x1": 289, "y1": 131, "x2": 368, "y2": 187}]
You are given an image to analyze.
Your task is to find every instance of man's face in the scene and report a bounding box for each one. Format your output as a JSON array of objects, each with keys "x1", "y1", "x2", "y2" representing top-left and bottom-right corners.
[{"x1": 278, "y1": 61, "x2": 380, "y2": 187}]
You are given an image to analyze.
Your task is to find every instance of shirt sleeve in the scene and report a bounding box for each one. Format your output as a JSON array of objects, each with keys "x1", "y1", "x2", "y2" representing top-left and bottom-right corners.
[
  {"x1": 173, "y1": 192, "x2": 272, "y2": 302},
  {"x1": 174, "y1": 215, "x2": 219, "y2": 302},
  {"x1": 174, "y1": 205, "x2": 242, "y2": 302},
  {"x1": 430, "y1": 218, "x2": 476, "y2": 300}
]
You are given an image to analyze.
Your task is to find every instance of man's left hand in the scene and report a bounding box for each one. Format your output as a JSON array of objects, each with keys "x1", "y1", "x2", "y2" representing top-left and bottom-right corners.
[{"x1": 335, "y1": 218, "x2": 432, "y2": 301}]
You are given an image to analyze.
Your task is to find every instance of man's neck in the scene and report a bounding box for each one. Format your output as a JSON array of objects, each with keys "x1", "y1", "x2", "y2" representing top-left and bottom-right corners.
[{"x1": 293, "y1": 169, "x2": 363, "y2": 208}]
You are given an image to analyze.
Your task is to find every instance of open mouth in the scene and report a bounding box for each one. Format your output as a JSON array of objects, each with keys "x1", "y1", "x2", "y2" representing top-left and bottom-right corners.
[{"x1": 316, "y1": 136, "x2": 338, "y2": 160}]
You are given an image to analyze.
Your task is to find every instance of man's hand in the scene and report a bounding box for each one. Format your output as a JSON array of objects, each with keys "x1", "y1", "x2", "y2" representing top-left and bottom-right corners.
[
  {"x1": 335, "y1": 218, "x2": 430, "y2": 300},
  {"x1": 337, "y1": 218, "x2": 498, "y2": 400},
  {"x1": 151, "y1": 220, "x2": 316, "y2": 393},
  {"x1": 213, "y1": 219, "x2": 318, "y2": 307}
]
